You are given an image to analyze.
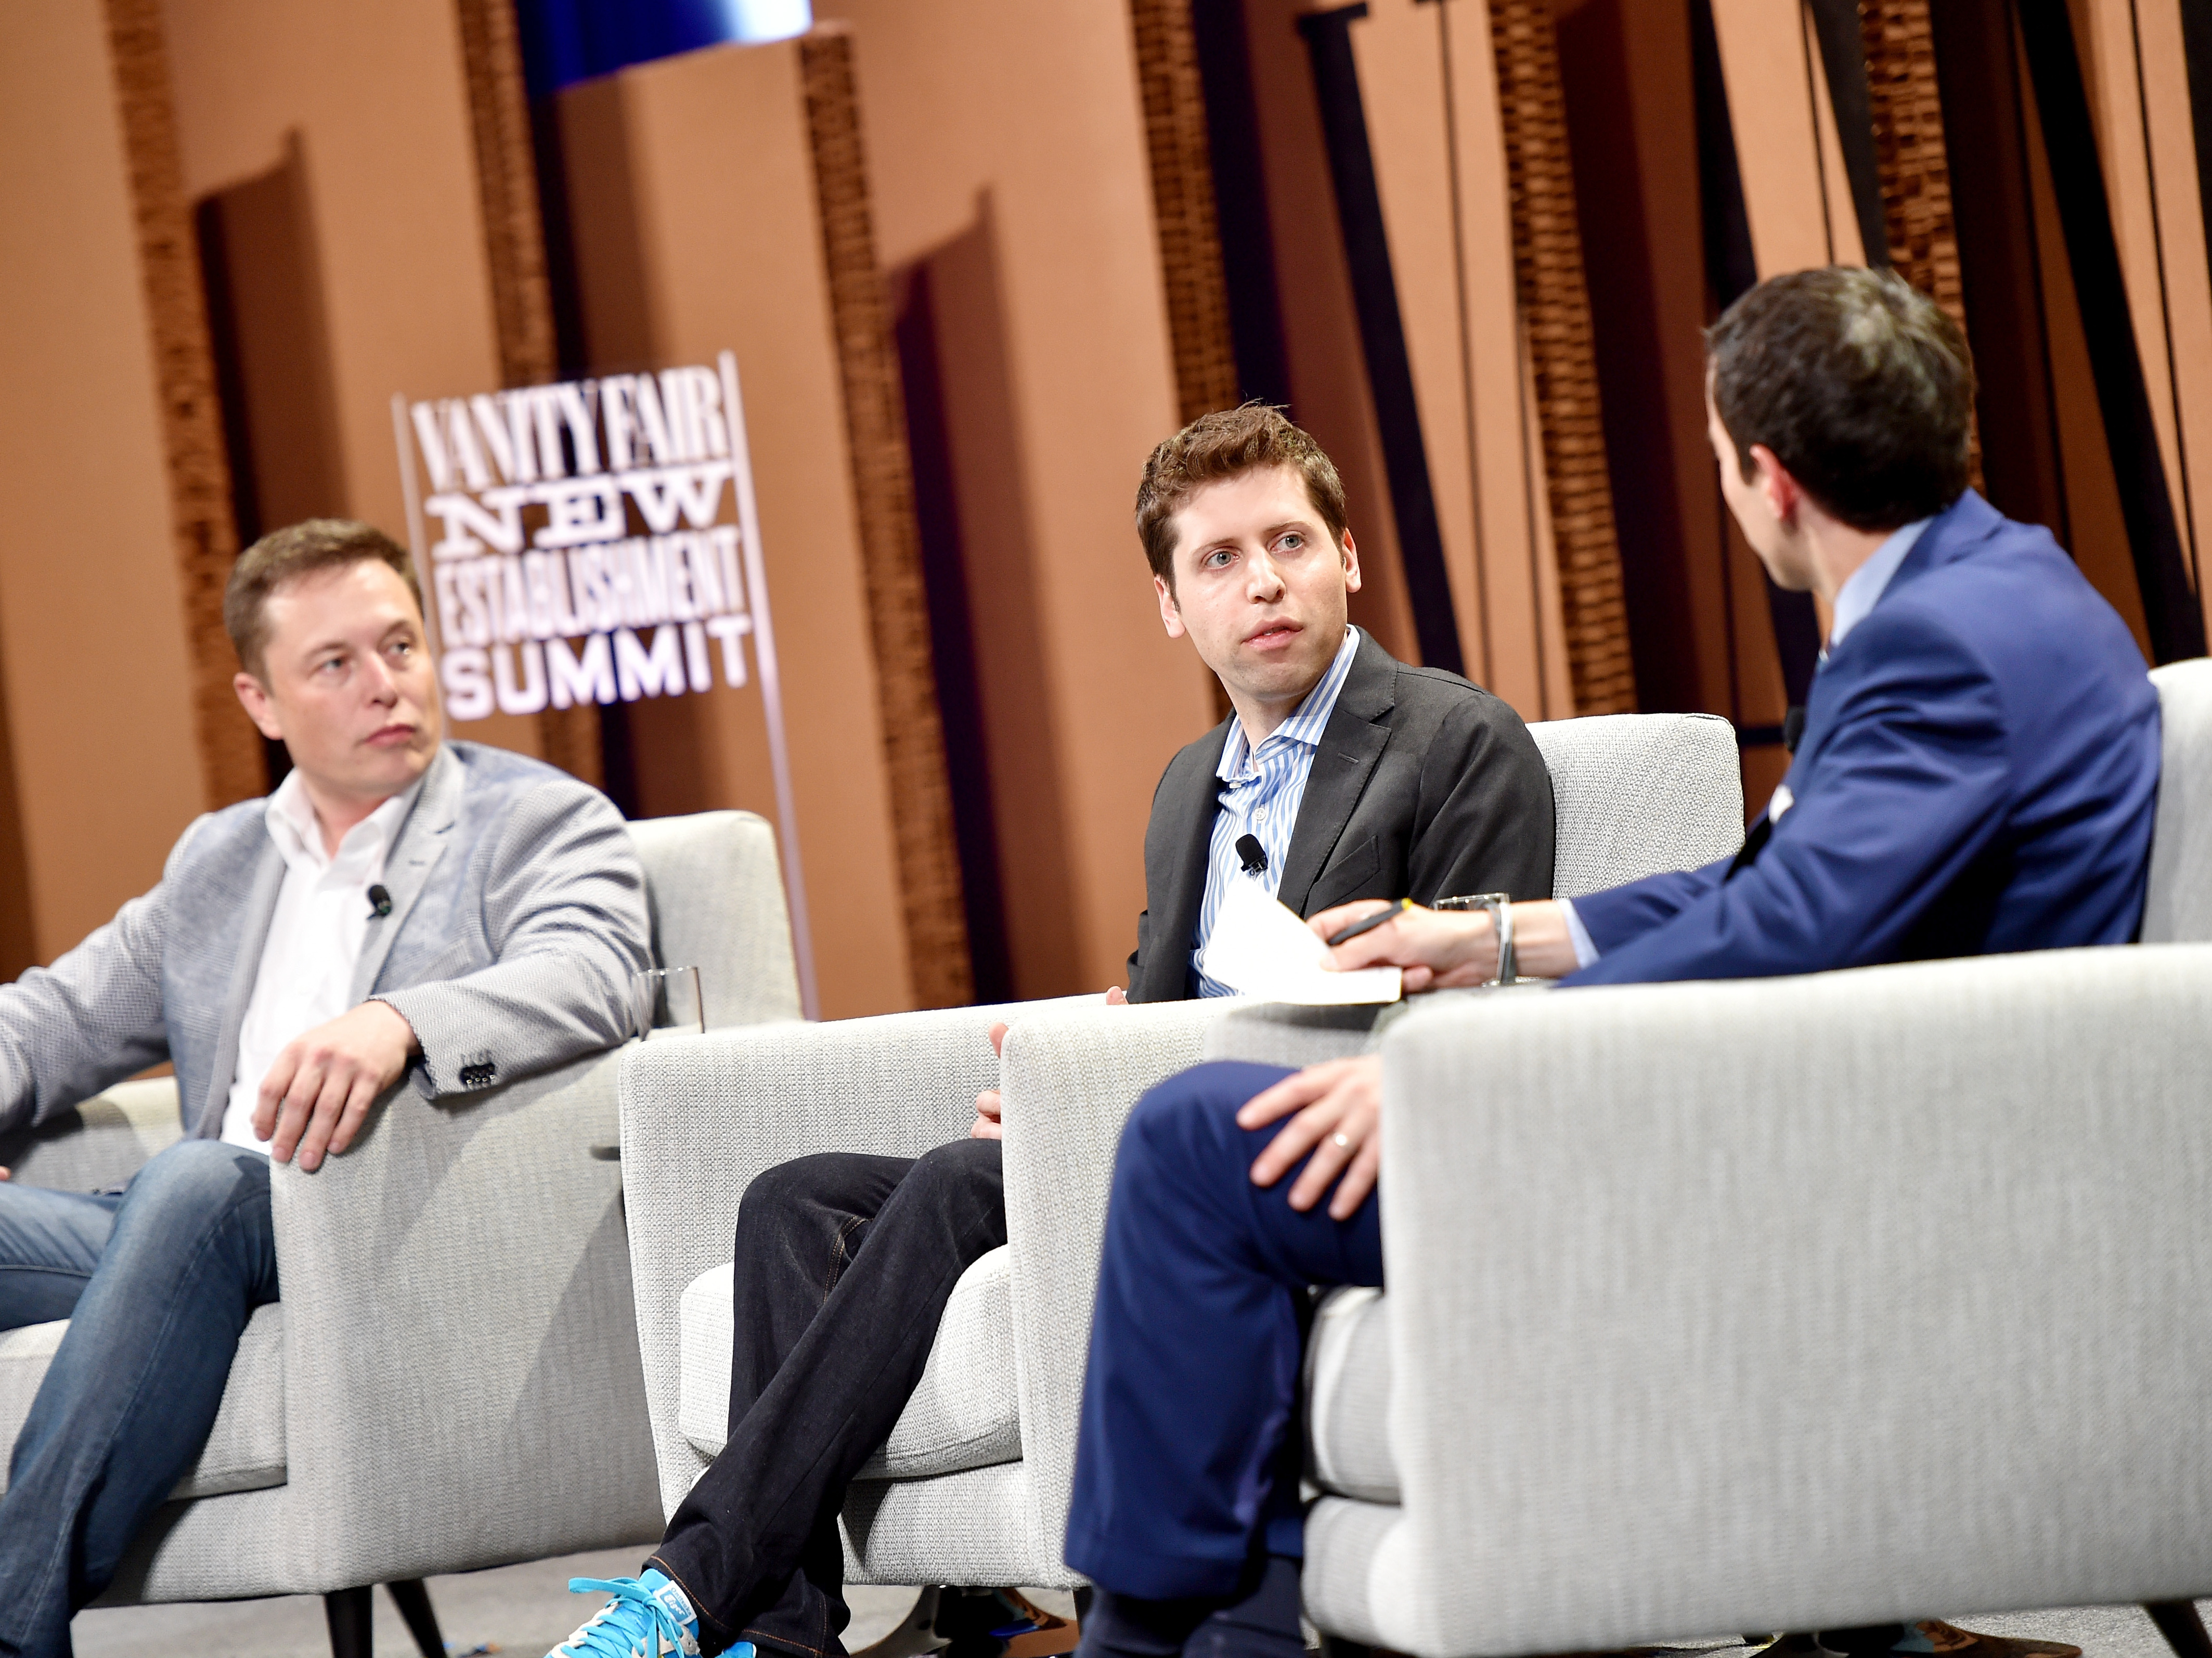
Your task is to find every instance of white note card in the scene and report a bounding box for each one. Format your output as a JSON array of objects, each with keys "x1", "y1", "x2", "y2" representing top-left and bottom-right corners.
[{"x1": 1197, "y1": 877, "x2": 1403, "y2": 1005}]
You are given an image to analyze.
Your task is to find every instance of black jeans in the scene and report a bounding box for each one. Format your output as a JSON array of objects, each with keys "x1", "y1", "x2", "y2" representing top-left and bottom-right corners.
[{"x1": 652, "y1": 1138, "x2": 1007, "y2": 1658}]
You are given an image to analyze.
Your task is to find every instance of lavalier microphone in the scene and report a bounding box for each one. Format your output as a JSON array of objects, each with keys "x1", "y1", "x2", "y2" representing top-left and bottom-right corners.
[
  {"x1": 1234, "y1": 834, "x2": 1268, "y2": 875},
  {"x1": 367, "y1": 884, "x2": 393, "y2": 919}
]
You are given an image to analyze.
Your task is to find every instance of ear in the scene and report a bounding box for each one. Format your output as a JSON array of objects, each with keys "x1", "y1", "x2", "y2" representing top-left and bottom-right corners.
[
  {"x1": 1154, "y1": 573, "x2": 1187, "y2": 639},
  {"x1": 1749, "y1": 444, "x2": 1803, "y2": 525},
  {"x1": 234, "y1": 671, "x2": 284, "y2": 742},
  {"x1": 1339, "y1": 528, "x2": 1363, "y2": 594}
]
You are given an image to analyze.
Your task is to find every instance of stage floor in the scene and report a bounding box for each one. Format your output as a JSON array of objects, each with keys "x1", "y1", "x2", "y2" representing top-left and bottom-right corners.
[{"x1": 68, "y1": 1565, "x2": 2180, "y2": 1658}]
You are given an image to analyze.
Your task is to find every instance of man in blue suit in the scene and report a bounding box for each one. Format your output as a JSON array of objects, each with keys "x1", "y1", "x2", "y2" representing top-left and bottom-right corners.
[{"x1": 1064, "y1": 267, "x2": 2159, "y2": 1658}]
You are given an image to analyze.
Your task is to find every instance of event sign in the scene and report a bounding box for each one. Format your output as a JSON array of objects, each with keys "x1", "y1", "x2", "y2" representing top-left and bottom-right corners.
[{"x1": 390, "y1": 352, "x2": 816, "y2": 1009}]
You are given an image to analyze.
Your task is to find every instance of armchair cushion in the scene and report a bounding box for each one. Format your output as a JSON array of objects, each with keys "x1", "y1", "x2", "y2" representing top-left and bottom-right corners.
[
  {"x1": 0, "y1": 1304, "x2": 286, "y2": 1501},
  {"x1": 1306, "y1": 1286, "x2": 1397, "y2": 1505},
  {"x1": 679, "y1": 1245, "x2": 1020, "y2": 1480}
]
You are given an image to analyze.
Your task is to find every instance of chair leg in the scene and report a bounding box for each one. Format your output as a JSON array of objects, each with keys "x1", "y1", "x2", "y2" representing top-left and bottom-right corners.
[
  {"x1": 325, "y1": 1586, "x2": 374, "y2": 1658},
  {"x1": 389, "y1": 1578, "x2": 447, "y2": 1658},
  {"x1": 2146, "y1": 1602, "x2": 2212, "y2": 1658}
]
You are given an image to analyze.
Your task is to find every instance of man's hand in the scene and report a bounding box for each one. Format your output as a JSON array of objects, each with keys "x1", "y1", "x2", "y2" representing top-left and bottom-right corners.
[
  {"x1": 1310, "y1": 898, "x2": 1582, "y2": 986},
  {"x1": 255, "y1": 1000, "x2": 420, "y2": 1171},
  {"x1": 971, "y1": 1021, "x2": 1013, "y2": 1141},
  {"x1": 971, "y1": 986, "x2": 1130, "y2": 1141},
  {"x1": 1237, "y1": 1055, "x2": 1383, "y2": 1220}
]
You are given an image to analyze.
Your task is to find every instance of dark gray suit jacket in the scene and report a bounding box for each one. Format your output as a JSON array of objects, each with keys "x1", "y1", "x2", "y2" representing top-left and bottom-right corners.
[{"x1": 1126, "y1": 633, "x2": 1555, "y2": 1004}]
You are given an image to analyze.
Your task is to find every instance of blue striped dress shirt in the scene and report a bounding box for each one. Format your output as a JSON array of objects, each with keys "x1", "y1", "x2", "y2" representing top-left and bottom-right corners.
[{"x1": 1190, "y1": 626, "x2": 1363, "y2": 996}]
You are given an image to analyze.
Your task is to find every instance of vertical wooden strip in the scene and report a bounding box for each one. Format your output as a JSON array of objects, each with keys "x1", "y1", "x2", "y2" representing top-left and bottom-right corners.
[
  {"x1": 102, "y1": 0, "x2": 266, "y2": 811},
  {"x1": 452, "y1": 0, "x2": 604, "y2": 785},
  {"x1": 1861, "y1": 0, "x2": 1991, "y2": 496},
  {"x1": 1129, "y1": 0, "x2": 1243, "y2": 422},
  {"x1": 1860, "y1": 0, "x2": 1969, "y2": 328},
  {"x1": 800, "y1": 28, "x2": 974, "y2": 1009},
  {"x1": 1485, "y1": 0, "x2": 1637, "y2": 715}
]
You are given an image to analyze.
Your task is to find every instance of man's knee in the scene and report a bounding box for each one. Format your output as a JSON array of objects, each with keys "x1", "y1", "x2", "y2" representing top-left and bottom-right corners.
[
  {"x1": 735, "y1": 1152, "x2": 838, "y2": 1235},
  {"x1": 119, "y1": 1139, "x2": 269, "y2": 1228},
  {"x1": 733, "y1": 1151, "x2": 901, "y2": 1254},
  {"x1": 1118, "y1": 1061, "x2": 1290, "y2": 1187},
  {"x1": 905, "y1": 1136, "x2": 1001, "y2": 1204}
]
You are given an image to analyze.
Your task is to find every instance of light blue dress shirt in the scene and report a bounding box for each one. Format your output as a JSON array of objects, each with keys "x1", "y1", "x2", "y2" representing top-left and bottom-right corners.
[
  {"x1": 1190, "y1": 626, "x2": 1363, "y2": 996},
  {"x1": 1559, "y1": 516, "x2": 1933, "y2": 970}
]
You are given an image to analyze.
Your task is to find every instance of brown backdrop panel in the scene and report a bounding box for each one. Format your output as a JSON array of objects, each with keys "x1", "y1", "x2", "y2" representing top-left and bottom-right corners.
[
  {"x1": 163, "y1": 0, "x2": 552, "y2": 762},
  {"x1": 452, "y1": 0, "x2": 603, "y2": 785},
  {"x1": 1239, "y1": 0, "x2": 1422, "y2": 664},
  {"x1": 815, "y1": 0, "x2": 1218, "y2": 999},
  {"x1": 106, "y1": 0, "x2": 265, "y2": 814},
  {"x1": 555, "y1": 38, "x2": 929, "y2": 1018},
  {"x1": 1491, "y1": 0, "x2": 1635, "y2": 713},
  {"x1": 1130, "y1": 0, "x2": 1244, "y2": 425},
  {"x1": 0, "y1": 0, "x2": 210, "y2": 961},
  {"x1": 800, "y1": 27, "x2": 972, "y2": 1009}
]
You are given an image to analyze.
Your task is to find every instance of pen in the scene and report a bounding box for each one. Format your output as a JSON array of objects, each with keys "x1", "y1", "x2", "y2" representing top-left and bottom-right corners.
[{"x1": 1325, "y1": 898, "x2": 1413, "y2": 948}]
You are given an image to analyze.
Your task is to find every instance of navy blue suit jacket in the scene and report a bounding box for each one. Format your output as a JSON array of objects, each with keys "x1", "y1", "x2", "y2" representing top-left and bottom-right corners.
[{"x1": 1569, "y1": 490, "x2": 2160, "y2": 985}]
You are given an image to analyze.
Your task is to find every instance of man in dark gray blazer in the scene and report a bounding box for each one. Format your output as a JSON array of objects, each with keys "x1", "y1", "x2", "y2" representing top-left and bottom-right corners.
[
  {"x1": 548, "y1": 407, "x2": 1554, "y2": 1658},
  {"x1": 1127, "y1": 630, "x2": 1554, "y2": 1002},
  {"x1": 0, "y1": 520, "x2": 650, "y2": 1656}
]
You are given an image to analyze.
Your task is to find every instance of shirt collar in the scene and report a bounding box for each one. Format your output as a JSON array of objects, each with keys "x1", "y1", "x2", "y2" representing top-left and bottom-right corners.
[
  {"x1": 1217, "y1": 626, "x2": 1362, "y2": 781},
  {"x1": 1829, "y1": 517, "x2": 1932, "y2": 651},
  {"x1": 264, "y1": 770, "x2": 424, "y2": 878}
]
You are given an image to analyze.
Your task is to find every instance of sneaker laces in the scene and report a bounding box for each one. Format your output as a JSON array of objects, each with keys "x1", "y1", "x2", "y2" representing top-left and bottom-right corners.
[{"x1": 557, "y1": 1577, "x2": 700, "y2": 1658}]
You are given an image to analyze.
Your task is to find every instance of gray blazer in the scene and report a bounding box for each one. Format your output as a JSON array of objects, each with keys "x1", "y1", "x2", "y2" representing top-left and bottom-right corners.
[
  {"x1": 0, "y1": 740, "x2": 652, "y2": 1139},
  {"x1": 1127, "y1": 633, "x2": 1556, "y2": 1003}
]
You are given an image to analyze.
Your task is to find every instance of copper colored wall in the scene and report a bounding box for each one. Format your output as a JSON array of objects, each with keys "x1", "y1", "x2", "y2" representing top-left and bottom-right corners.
[
  {"x1": 818, "y1": 0, "x2": 1220, "y2": 998},
  {"x1": 162, "y1": 0, "x2": 554, "y2": 764},
  {"x1": 0, "y1": 2, "x2": 203, "y2": 964},
  {"x1": 552, "y1": 39, "x2": 918, "y2": 1018}
]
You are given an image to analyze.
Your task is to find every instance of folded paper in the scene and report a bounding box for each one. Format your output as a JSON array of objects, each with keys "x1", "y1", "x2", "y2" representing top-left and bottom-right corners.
[{"x1": 1198, "y1": 878, "x2": 1402, "y2": 1005}]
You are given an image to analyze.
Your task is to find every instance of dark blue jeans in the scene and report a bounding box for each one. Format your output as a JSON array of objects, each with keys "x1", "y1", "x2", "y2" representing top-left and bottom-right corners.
[
  {"x1": 1065, "y1": 1063, "x2": 1385, "y2": 1602},
  {"x1": 0, "y1": 1138, "x2": 279, "y2": 1657},
  {"x1": 652, "y1": 1138, "x2": 1008, "y2": 1658}
]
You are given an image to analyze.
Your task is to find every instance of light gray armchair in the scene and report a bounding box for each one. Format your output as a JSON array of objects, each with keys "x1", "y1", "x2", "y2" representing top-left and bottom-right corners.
[
  {"x1": 1291, "y1": 659, "x2": 2212, "y2": 1658},
  {"x1": 621, "y1": 710, "x2": 1744, "y2": 1607},
  {"x1": 0, "y1": 808, "x2": 799, "y2": 1657}
]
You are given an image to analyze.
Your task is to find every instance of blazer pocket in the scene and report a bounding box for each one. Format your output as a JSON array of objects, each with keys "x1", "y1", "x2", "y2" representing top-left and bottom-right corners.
[{"x1": 1307, "y1": 835, "x2": 1382, "y2": 914}]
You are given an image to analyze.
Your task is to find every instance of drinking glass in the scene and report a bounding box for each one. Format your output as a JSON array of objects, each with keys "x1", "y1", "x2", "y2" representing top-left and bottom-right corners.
[{"x1": 631, "y1": 965, "x2": 705, "y2": 1039}]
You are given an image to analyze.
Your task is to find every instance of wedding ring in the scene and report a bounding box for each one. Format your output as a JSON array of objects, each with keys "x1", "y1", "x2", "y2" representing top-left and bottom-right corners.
[{"x1": 1331, "y1": 1132, "x2": 1351, "y2": 1149}]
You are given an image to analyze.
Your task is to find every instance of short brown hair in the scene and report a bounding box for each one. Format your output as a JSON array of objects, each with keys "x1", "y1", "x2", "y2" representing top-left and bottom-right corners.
[
  {"x1": 225, "y1": 519, "x2": 423, "y2": 678},
  {"x1": 1135, "y1": 405, "x2": 1349, "y2": 588},
  {"x1": 1706, "y1": 266, "x2": 1974, "y2": 531}
]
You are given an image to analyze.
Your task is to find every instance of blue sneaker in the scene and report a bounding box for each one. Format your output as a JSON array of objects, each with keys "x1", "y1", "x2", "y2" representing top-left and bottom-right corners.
[{"x1": 550, "y1": 1568, "x2": 745, "y2": 1658}]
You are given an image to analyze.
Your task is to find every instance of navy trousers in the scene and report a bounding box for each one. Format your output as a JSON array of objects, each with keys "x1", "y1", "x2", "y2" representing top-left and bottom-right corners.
[
  {"x1": 1065, "y1": 1062, "x2": 1383, "y2": 1601},
  {"x1": 0, "y1": 1139, "x2": 279, "y2": 1658}
]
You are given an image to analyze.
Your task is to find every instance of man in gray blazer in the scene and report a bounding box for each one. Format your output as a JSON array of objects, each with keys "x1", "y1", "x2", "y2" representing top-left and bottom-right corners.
[
  {"x1": 547, "y1": 407, "x2": 1554, "y2": 1658},
  {"x1": 0, "y1": 519, "x2": 650, "y2": 1656}
]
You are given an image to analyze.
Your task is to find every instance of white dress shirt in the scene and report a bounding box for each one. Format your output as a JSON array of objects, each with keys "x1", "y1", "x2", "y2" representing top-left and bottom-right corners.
[
  {"x1": 1556, "y1": 516, "x2": 1933, "y2": 972},
  {"x1": 1192, "y1": 625, "x2": 1363, "y2": 996},
  {"x1": 218, "y1": 772, "x2": 422, "y2": 1151}
]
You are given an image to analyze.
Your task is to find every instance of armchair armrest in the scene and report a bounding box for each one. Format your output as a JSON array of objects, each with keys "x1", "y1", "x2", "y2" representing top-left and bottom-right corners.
[
  {"x1": 263, "y1": 1043, "x2": 663, "y2": 1587},
  {"x1": 0, "y1": 1078, "x2": 183, "y2": 1194},
  {"x1": 998, "y1": 998, "x2": 1235, "y2": 1576},
  {"x1": 620, "y1": 997, "x2": 1092, "y2": 1514},
  {"x1": 1337, "y1": 944, "x2": 2212, "y2": 1657}
]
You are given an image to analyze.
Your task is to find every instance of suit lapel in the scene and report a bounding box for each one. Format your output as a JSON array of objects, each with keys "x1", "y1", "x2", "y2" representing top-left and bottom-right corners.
[
  {"x1": 1141, "y1": 720, "x2": 1230, "y2": 1002},
  {"x1": 351, "y1": 746, "x2": 462, "y2": 1001},
  {"x1": 1274, "y1": 637, "x2": 1395, "y2": 917},
  {"x1": 193, "y1": 844, "x2": 287, "y2": 1139}
]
